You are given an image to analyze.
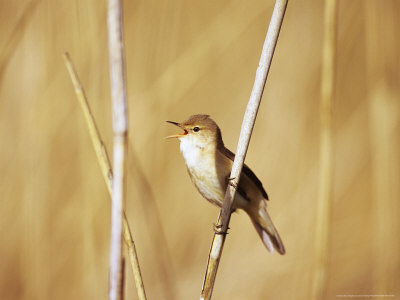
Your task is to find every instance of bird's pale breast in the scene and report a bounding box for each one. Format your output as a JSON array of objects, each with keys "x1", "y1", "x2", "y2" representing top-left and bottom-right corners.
[{"x1": 180, "y1": 137, "x2": 225, "y2": 207}]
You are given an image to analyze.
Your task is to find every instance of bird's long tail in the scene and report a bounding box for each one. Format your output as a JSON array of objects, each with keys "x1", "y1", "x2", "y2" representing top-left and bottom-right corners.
[{"x1": 248, "y1": 203, "x2": 285, "y2": 255}]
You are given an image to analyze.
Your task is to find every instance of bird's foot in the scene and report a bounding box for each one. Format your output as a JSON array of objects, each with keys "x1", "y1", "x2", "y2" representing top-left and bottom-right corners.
[
  {"x1": 213, "y1": 223, "x2": 229, "y2": 235},
  {"x1": 227, "y1": 177, "x2": 237, "y2": 189}
]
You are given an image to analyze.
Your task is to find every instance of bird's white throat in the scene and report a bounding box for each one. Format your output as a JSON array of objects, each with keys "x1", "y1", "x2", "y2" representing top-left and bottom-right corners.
[{"x1": 178, "y1": 135, "x2": 208, "y2": 170}]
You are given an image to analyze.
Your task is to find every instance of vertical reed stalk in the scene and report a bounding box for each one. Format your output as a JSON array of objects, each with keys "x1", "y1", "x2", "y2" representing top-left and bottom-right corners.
[
  {"x1": 311, "y1": 0, "x2": 337, "y2": 299},
  {"x1": 107, "y1": 0, "x2": 128, "y2": 297},
  {"x1": 200, "y1": 1, "x2": 288, "y2": 299}
]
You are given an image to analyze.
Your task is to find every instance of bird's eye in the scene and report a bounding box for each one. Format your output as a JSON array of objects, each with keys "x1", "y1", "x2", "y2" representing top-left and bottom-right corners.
[{"x1": 193, "y1": 126, "x2": 200, "y2": 132}]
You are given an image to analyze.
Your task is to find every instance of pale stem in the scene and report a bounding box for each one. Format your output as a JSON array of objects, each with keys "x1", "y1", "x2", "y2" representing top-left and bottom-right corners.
[
  {"x1": 107, "y1": 0, "x2": 129, "y2": 298},
  {"x1": 200, "y1": 1, "x2": 288, "y2": 299}
]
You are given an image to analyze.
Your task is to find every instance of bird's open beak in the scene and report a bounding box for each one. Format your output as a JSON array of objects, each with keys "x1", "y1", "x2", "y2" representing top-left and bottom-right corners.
[{"x1": 166, "y1": 121, "x2": 188, "y2": 139}]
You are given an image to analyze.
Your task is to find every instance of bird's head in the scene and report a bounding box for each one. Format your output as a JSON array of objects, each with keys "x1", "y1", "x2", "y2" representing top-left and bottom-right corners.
[{"x1": 166, "y1": 114, "x2": 223, "y2": 150}]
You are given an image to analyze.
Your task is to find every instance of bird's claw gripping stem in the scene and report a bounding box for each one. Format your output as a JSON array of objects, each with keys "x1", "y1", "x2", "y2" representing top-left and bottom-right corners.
[
  {"x1": 213, "y1": 223, "x2": 229, "y2": 235},
  {"x1": 227, "y1": 177, "x2": 237, "y2": 189}
]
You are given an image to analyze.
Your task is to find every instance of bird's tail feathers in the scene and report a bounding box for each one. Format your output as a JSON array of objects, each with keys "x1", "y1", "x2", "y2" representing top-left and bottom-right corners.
[{"x1": 249, "y1": 205, "x2": 285, "y2": 255}]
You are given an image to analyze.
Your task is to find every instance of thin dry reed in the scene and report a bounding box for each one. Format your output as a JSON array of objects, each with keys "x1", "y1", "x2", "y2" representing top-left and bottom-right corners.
[
  {"x1": 63, "y1": 53, "x2": 146, "y2": 300},
  {"x1": 311, "y1": 0, "x2": 337, "y2": 299},
  {"x1": 200, "y1": 1, "x2": 288, "y2": 299}
]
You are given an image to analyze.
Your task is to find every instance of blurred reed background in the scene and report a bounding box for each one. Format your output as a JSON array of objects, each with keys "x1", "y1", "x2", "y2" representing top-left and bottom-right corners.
[{"x1": 0, "y1": 0, "x2": 399, "y2": 299}]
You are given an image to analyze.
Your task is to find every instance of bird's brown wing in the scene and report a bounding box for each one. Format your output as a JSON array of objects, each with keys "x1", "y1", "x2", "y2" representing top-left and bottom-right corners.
[{"x1": 221, "y1": 147, "x2": 269, "y2": 200}]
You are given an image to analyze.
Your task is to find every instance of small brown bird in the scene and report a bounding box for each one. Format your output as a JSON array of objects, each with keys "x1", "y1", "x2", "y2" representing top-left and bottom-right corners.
[{"x1": 167, "y1": 114, "x2": 285, "y2": 254}]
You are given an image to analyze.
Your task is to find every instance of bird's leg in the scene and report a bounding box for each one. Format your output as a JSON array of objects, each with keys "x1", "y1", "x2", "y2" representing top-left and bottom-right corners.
[
  {"x1": 227, "y1": 177, "x2": 237, "y2": 189},
  {"x1": 213, "y1": 223, "x2": 229, "y2": 235}
]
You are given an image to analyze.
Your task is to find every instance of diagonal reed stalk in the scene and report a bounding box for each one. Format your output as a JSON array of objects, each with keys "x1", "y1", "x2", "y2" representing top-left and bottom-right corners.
[
  {"x1": 200, "y1": 1, "x2": 288, "y2": 299},
  {"x1": 311, "y1": 0, "x2": 337, "y2": 299},
  {"x1": 63, "y1": 52, "x2": 147, "y2": 300}
]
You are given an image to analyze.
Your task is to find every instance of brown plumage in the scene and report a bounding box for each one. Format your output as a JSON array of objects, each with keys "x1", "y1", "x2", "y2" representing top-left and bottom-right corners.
[{"x1": 167, "y1": 114, "x2": 285, "y2": 254}]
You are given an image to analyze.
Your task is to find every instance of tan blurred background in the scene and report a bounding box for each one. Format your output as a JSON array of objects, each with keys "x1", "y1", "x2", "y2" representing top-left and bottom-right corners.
[{"x1": 1, "y1": 0, "x2": 399, "y2": 299}]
